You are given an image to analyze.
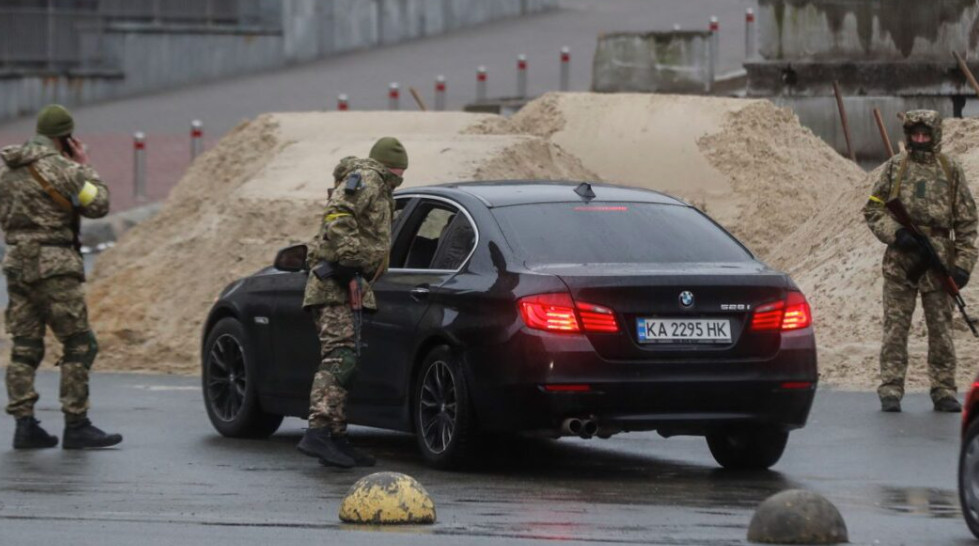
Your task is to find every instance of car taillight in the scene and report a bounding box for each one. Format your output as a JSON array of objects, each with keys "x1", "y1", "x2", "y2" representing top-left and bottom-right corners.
[
  {"x1": 519, "y1": 293, "x2": 580, "y2": 332},
  {"x1": 781, "y1": 291, "x2": 812, "y2": 330},
  {"x1": 750, "y1": 291, "x2": 812, "y2": 332},
  {"x1": 577, "y1": 302, "x2": 619, "y2": 333},
  {"x1": 518, "y1": 294, "x2": 620, "y2": 334},
  {"x1": 964, "y1": 381, "x2": 979, "y2": 430}
]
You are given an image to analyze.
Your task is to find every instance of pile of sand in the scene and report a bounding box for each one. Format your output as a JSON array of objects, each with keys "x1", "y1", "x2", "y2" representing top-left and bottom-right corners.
[
  {"x1": 76, "y1": 92, "x2": 979, "y2": 392},
  {"x1": 767, "y1": 119, "x2": 979, "y2": 390},
  {"x1": 472, "y1": 93, "x2": 857, "y2": 258},
  {"x1": 85, "y1": 112, "x2": 595, "y2": 374}
]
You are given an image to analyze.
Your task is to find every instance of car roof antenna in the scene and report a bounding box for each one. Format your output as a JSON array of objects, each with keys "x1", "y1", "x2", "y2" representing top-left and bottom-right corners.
[{"x1": 574, "y1": 182, "x2": 596, "y2": 201}]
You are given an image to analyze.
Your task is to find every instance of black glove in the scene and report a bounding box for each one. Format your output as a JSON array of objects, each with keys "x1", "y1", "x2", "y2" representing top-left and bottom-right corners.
[
  {"x1": 894, "y1": 228, "x2": 921, "y2": 252},
  {"x1": 331, "y1": 262, "x2": 363, "y2": 284},
  {"x1": 953, "y1": 267, "x2": 970, "y2": 289},
  {"x1": 311, "y1": 261, "x2": 363, "y2": 283}
]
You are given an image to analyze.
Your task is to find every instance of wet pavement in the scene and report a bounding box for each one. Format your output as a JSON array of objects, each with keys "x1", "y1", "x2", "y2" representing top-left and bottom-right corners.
[{"x1": 0, "y1": 372, "x2": 974, "y2": 545}]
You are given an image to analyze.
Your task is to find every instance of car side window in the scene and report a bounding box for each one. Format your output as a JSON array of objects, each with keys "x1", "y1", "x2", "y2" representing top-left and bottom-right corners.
[
  {"x1": 393, "y1": 198, "x2": 409, "y2": 225},
  {"x1": 390, "y1": 200, "x2": 475, "y2": 270}
]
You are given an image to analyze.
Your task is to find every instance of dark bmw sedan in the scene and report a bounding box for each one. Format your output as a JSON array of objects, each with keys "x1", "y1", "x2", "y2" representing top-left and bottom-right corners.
[{"x1": 201, "y1": 181, "x2": 817, "y2": 469}]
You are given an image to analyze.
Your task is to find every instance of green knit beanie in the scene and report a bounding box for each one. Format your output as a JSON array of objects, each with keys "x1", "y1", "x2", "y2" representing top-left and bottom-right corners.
[
  {"x1": 369, "y1": 137, "x2": 408, "y2": 169},
  {"x1": 36, "y1": 104, "x2": 74, "y2": 138}
]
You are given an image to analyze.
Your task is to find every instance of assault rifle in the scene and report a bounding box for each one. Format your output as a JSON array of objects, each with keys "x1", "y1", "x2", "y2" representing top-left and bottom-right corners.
[{"x1": 886, "y1": 198, "x2": 979, "y2": 337}]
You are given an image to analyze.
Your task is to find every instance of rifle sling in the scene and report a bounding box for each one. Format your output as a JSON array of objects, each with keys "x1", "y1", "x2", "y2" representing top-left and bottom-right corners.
[
  {"x1": 26, "y1": 164, "x2": 74, "y2": 213},
  {"x1": 889, "y1": 151, "x2": 958, "y2": 214}
]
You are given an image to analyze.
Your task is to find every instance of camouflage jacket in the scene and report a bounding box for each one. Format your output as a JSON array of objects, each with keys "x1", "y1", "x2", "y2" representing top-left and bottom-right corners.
[
  {"x1": 303, "y1": 158, "x2": 401, "y2": 309},
  {"x1": 863, "y1": 150, "x2": 978, "y2": 293},
  {"x1": 0, "y1": 136, "x2": 110, "y2": 283}
]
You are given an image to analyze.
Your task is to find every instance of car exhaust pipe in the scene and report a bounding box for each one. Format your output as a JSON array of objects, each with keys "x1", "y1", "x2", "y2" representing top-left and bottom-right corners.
[
  {"x1": 562, "y1": 418, "x2": 583, "y2": 436},
  {"x1": 581, "y1": 419, "x2": 598, "y2": 438}
]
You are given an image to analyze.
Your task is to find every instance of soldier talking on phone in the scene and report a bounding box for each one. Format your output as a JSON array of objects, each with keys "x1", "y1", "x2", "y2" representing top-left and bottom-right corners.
[{"x1": 0, "y1": 104, "x2": 122, "y2": 449}]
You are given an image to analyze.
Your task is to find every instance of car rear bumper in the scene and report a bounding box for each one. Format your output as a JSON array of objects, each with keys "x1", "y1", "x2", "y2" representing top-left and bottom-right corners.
[{"x1": 465, "y1": 328, "x2": 817, "y2": 436}]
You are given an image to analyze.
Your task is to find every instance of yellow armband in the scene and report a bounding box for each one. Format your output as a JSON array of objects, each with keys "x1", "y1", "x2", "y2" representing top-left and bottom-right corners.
[
  {"x1": 867, "y1": 195, "x2": 885, "y2": 205},
  {"x1": 325, "y1": 212, "x2": 351, "y2": 222},
  {"x1": 78, "y1": 182, "x2": 99, "y2": 207}
]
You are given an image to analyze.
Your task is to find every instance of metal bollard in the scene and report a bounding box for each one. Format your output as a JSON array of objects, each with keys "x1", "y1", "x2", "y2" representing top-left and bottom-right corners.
[
  {"x1": 435, "y1": 75, "x2": 446, "y2": 111},
  {"x1": 745, "y1": 8, "x2": 756, "y2": 61},
  {"x1": 337, "y1": 94, "x2": 349, "y2": 111},
  {"x1": 388, "y1": 83, "x2": 400, "y2": 111},
  {"x1": 190, "y1": 119, "x2": 203, "y2": 161},
  {"x1": 559, "y1": 46, "x2": 570, "y2": 92},
  {"x1": 133, "y1": 131, "x2": 146, "y2": 202},
  {"x1": 517, "y1": 54, "x2": 528, "y2": 98},
  {"x1": 476, "y1": 66, "x2": 487, "y2": 103},
  {"x1": 708, "y1": 16, "x2": 719, "y2": 93}
]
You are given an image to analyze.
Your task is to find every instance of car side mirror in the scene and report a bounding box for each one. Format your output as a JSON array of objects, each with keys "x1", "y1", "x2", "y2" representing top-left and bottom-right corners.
[{"x1": 274, "y1": 244, "x2": 308, "y2": 272}]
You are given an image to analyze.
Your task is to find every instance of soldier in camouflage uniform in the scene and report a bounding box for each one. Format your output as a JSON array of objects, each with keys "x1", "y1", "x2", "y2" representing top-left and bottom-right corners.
[
  {"x1": 863, "y1": 110, "x2": 978, "y2": 413},
  {"x1": 296, "y1": 137, "x2": 407, "y2": 467},
  {"x1": 1, "y1": 105, "x2": 123, "y2": 449}
]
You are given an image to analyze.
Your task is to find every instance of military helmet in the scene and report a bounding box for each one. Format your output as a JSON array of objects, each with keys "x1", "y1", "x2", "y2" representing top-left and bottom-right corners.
[
  {"x1": 36, "y1": 104, "x2": 74, "y2": 138},
  {"x1": 903, "y1": 109, "x2": 942, "y2": 151},
  {"x1": 369, "y1": 137, "x2": 408, "y2": 170}
]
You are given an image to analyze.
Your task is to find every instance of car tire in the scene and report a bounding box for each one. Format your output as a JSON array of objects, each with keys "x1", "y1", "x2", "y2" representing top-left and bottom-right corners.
[
  {"x1": 202, "y1": 317, "x2": 283, "y2": 438},
  {"x1": 413, "y1": 345, "x2": 477, "y2": 470},
  {"x1": 959, "y1": 417, "x2": 979, "y2": 539},
  {"x1": 706, "y1": 427, "x2": 789, "y2": 470}
]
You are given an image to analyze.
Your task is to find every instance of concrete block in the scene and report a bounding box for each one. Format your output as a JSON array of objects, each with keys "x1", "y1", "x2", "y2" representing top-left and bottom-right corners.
[{"x1": 592, "y1": 31, "x2": 712, "y2": 94}]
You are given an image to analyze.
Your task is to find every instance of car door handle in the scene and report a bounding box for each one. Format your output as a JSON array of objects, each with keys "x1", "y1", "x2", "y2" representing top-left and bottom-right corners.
[{"x1": 410, "y1": 286, "x2": 430, "y2": 302}]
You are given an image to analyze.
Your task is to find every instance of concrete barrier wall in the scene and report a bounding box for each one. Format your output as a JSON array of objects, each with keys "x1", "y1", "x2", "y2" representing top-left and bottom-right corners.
[
  {"x1": 0, "y1": 0, "x2": 556, "y2": 123},
  {"x1": 759, "y1": 0, "x2": 979, "y2": 61},
  {"x1": 592, "y1": 31, "x2": 712, "y2": 94},
  {"x1": 776, "y1": 95, "x2": 965, "y2": 162}
]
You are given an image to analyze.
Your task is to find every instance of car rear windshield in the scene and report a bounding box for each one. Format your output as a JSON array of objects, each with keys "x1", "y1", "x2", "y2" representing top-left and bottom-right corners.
[{"x1": 492, "y1": 203, "x2": 753, "y2": 265}]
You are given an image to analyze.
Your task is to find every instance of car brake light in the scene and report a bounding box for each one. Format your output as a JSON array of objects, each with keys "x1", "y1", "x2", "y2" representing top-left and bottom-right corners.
[
  {"x1": 577, "y1": 302, "x2": 620, "y2": 333},
  {"x1": 781, "y1": 291, "x2": 812, "y2": 330},
  {"x1": 750, "y1": 291, "x2": 812, "y2": 332},
  {"x1": 965, "y1": 381, "x2": 979, "y2": 428},
  {"x1": 750, "y1": 300, "x2": 784, "y2": 331},
  {"x1": 518, "y1": 294, "x2": 620, "y2": 334},
  {"x1": 519, "y1": 293, "x2": 580, "y2": 333}
]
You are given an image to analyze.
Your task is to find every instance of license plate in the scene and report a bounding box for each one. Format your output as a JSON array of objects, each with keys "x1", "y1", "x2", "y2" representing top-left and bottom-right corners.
[{"x1": 636, "y1": 318, "x2": 732, "y2": 344}]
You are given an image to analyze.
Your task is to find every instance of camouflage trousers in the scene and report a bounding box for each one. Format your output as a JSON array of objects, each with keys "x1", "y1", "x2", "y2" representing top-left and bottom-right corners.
[
  {"x1": 878, "y1": 276, "x2": 956, "y2": 402},
  {"x1": 4, "y1": 275, "x2": 97, "y2": 423},
  {"x1": 308, "y1": 304, "x2": 357, "y2": 433}
]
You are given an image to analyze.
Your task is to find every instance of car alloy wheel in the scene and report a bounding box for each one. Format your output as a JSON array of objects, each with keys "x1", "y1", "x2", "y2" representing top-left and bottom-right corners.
[
  {"x1": 419, "y1": 359, "x2": 457, "y2": 455},
  {"x1": 207, "y1": 333, "x2": 248, "y2": 422}
]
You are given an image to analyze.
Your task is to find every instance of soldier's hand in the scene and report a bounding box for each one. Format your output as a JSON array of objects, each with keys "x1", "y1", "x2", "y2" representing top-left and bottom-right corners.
[
  {"x1": 894, "y1": 228, "x2": 920, "y2": 252},
  {"x1": 953, "y1": 267, "x2": 971, "y2": 289},
  {"x1": 67, "y1": 137, "x2": 89, "y2": 166}
]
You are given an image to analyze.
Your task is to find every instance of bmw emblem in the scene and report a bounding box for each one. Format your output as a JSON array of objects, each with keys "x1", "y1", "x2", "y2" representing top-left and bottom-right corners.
[{"x1": 679, "y1": 291, "x2": 695, "y2": 309}]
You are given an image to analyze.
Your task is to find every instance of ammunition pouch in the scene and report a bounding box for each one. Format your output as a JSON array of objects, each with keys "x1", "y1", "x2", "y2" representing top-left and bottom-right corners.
[
  {"x1": 62, "y1": 330, "x2": 98, "y2": 369},
  {"x1": 328, "y1": 347, "x2": 359, "y2": 389}
]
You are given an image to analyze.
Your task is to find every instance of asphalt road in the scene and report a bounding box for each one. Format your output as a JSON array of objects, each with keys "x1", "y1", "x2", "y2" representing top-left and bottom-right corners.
[{"x1": 0, "y1": 372, "x2": 973, "y2": 546}]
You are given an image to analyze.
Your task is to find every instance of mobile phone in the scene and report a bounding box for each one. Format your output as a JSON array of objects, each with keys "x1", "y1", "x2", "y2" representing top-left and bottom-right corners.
[{"x1": 59, "y1": 135, "x2": 75, "y2": 159}]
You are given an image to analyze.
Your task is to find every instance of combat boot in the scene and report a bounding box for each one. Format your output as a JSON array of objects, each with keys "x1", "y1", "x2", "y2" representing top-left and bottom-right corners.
[
  {"x1": 934, "y1": 397, "x2": 963, "y2": 413},
  {"x1": 13, "y1": 416, "x2": 58, "y2": 449},
  {"x1": 330, "y1": 435, "x2": 376, "y2": 467},
  {"x1": 62, "y1": 419, "x2": 123, "y2": 449},
  {"x1": 880, "y1": 397, "x2": 901, "y2": 413},
  {"x1": 297, "y1": 427, "x2": 355, "y2": 468}
]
